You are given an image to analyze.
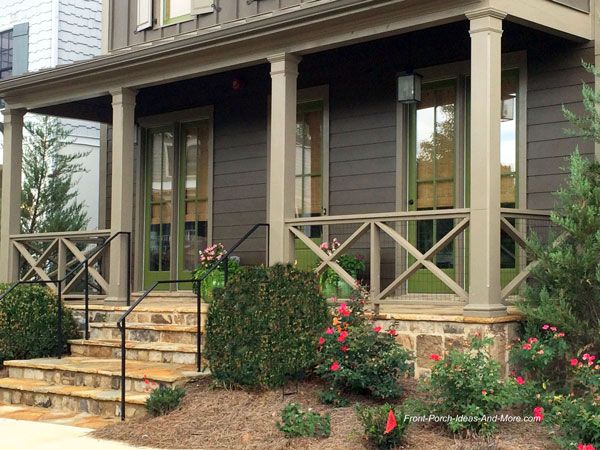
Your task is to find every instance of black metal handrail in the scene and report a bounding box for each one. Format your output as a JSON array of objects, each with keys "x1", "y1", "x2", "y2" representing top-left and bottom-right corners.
[
  {"x1": 116, "y1": 223, "x2": 269, "y2": 421},
  {"x1": 0, "y1": 231, "x2": 132, "y2": 355}
]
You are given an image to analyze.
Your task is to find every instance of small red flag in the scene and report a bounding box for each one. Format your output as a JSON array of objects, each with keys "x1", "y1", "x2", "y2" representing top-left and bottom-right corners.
[{"x1": 384, "y1": 409, "x2": 397, "y2": 434}]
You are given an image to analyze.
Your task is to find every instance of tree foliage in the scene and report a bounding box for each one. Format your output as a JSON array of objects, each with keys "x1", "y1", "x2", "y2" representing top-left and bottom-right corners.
[{"x1": 21, "y1": 116, "x2": 89, "y2": 233}]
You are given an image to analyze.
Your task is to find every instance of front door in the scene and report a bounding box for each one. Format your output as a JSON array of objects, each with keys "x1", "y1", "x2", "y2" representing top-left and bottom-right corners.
[
  {"x1": 408, "y1": 80, "x2": 458, "y2": 294},
  {"x1": 144, "y1": 119, "x2": 212, "y2": 289}
]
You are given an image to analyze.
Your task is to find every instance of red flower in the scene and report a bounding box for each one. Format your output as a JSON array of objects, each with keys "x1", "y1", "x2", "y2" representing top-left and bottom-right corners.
[
  {"x1": 481, "y1": 390, "x2": 488, "y2": 396},
  {"x1": 516, "y1": 376, "x2": 525, "y2": 385},
  {"x1": 338, "y1": 303, "x2": 351, "y2": 317},
  {"x1": 522, "y1": 343, "x2": 532, "y2": 350},
  {"x1": 430, "y1": 354, "x2": 441, "y2": 361},
  {"x1": 144, "y1": 374, "x2": 149, "y2": 385},
  {"x1": 319, "y1": 337, "x2": 325, "y2": 345},
  {"x1": 533, "y1": 406, "x2": 544, "y2": 422},
  {"x1": 341, "y1": 346, "x2": 349, "y2": 352},
  {"x1": 373, "y1": 326, "x2": 382, "y2": 333},
  {"x1": 571, "y1": 358, "x2": 579, "y2": 367},
  {"x1": 384, "y1": 409, "x2": 397, "y2": 434},
  {"x1": 326, "y1": 327, "x2": 334, "y2": 335},
  {"x1": 338, "y1": 331, "x2": 349, "y2": 343},
  {"x1": 578, "y1": 444, "x2": 596, "y2": 450},
  {"x1": 528, "y1": 337, "x2": 538, "y2": 344},
  {"x1": 330, "y1": 361, "x2": 340, "y2": 371},
  {"x1": 388, "y1": 329, "x2": 398, "y2": 337}
]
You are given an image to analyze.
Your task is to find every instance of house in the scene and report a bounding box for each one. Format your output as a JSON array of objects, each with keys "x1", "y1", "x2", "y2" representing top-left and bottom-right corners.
[
  {"x1": 0, "y1": 0, "x2": 597, "y2": 396},
  {"x1": 0, "y1": 0, "x2": 102, "y2": 229}
]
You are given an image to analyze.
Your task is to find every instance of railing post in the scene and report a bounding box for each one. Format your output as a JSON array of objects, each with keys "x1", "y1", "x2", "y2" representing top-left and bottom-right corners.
[
  {"x1": 196, "y1": 280, "x2": 202, "y2": 373},
  {"x1": 223, "y1": 256, "x2": 229, "y2": 286},
  {"x1": 57, "y1": 280, "x2": 63, "y2": 358},
  {"x1": 84, "y1": 260, "x2": 90, "y2": 340},
  {"x1": 127, "y1": 232, "x2": 132, "y2": 307},
  {"x1": 57, "y1": 239, "x2": 67, "y2": 290},
  {"x1": 120, "y1": 321, "x2": 126, "y2": 421},
  {"x1": 370, "y1": 222, "x2": 381, "y2": 315}
]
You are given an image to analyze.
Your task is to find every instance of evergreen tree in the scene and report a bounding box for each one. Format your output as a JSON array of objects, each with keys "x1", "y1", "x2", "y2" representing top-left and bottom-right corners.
[{"x1": 21, "y1": 116, "x2": 89, "y2": 233}]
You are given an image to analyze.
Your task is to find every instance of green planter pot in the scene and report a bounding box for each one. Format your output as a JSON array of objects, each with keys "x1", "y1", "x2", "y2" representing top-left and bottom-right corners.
[{"x1": 320, "y1": 271, "x2": 357, "y2": 299}]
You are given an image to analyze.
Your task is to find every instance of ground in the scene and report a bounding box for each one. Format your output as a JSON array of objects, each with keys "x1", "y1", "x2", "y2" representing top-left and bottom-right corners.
[{"x1": 93, "y1": 378, "x2": 558, "y2": 450}]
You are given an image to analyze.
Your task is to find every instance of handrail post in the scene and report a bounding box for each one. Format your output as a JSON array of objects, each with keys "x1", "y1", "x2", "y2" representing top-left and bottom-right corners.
[
  {"x1": 57, "y1": 280, "x2": 63, "y2": 359},
  {"x1": 120, "y1": 321, "x2": 126, "y2": 421},
  {"x1": 126, "y1": 232, "x2": 131, "y2": 306},
  {"x1": 195, "y1": 280, "x2": 202, "y2": 373},
  {"x1": 84, "y1": 260, "x2": 90, "y2": 340},
  {"x1": 223, "y1": 256, "x2": 229, "y2": 286}
]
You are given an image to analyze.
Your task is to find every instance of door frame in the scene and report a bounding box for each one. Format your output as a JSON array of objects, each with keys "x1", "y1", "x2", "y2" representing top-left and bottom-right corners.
[{"x1": 137, "y1": 106, "x2": 214, "y2": 290}]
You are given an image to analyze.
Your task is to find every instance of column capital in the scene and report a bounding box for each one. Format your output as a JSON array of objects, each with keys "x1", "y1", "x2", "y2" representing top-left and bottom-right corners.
[
  {"x1": 2, "y1": 108, "x2": 26, "y2": 123},
  {"x1": 110, "y1": 87, "x2": 138, "y2": 106},
  {"x1": 268, "y1": 53, "x2": 302, "y2": 77},
  {"x1": 467, "y1": 8, "x2": 506, "y2": 34},
  {"x1": 466, "y1": 7, "x2": 507, "y2": 22}
]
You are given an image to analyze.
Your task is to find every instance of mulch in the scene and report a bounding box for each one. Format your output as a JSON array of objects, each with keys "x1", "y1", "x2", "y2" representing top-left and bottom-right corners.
[{"x1": 93, "y1": 378, "x2": 559, "y2": 450}]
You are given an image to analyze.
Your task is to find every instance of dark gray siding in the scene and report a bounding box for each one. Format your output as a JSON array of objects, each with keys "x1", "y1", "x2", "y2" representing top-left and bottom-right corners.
[
  {"x1": 527, "y1": 39, "x2": 594, "y2": 210},
  {"x1": 110, "y1": 0, "x2": 305, "y2": 51}
]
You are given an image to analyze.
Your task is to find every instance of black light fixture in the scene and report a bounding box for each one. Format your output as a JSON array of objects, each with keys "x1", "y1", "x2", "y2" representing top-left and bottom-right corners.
[{"x1": 397, "y1": 73, "x2": 423, "y2": 104}]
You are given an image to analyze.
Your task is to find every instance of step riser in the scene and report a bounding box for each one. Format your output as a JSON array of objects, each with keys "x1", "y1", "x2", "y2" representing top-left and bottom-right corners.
[
  {"x1": 90, "y1": 328, "x2": 199, "y2": 345},
  {"x1": 72, "y1": 310, "x2": 202, "y2": 326},
  {"x1": 70, "y1": 344, "x2": 198, "y2": 365},
  {"x1": 0, "y1": 388, "x2": 146, "y2": 419},
  {"x1": 7, "y1": 367, "x2": 185, "y2": 394}
]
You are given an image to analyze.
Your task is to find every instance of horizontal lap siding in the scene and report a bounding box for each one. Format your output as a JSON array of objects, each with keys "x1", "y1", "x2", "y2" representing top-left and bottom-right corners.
[{"x1": 527, "y1": 39, "x2": 594, "y2": 210}]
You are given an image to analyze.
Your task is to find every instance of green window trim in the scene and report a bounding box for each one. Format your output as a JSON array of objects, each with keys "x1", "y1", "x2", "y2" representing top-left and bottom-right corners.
[{"x1": 162, "y1": 0, "x2": 193, "y2": 26}]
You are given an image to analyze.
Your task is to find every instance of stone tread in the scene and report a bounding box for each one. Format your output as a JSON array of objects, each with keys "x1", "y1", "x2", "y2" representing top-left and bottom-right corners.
[
  {"x1": 0, "y1": 378, "x2": 149, "y2": 405},
  {"x1": 68, "y1": 303, "x2": 208, "y2": 314},
  {"x1": 89, "y1": 322, "x2": 201, "y2": 332},
  {"x1": 68, "y1": 339, "x2": 198, "y2": 353},
  {"x1": 3, "y1": 357, "x2": 201, "y2": 383},
  {"x1": 0, "y1": 402, "x2": 117, "y2": 429}
]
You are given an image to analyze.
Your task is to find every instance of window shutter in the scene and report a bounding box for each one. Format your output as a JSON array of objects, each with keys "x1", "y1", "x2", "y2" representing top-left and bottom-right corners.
[
  {"x1": 12, "y1": 23, "x2": 29, "y2": 76},
  {"x1": 191, "y1": 0, "x2": 214, "y2": 15},
  {"x1": 137, "y1": 0, "x2": 153, "y2": 31}
]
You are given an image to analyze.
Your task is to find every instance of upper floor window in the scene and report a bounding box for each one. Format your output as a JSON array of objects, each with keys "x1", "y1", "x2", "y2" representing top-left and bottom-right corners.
[
  {"x1": 162, "y1": 0, "x2": 192, "y2": 26},
  {"x1": 0, "y1": 29, "x2": 13, "y2": 80}
]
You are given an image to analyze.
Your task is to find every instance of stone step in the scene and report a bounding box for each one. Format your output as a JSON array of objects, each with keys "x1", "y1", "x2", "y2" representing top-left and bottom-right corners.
[
  {"x1": 89, "y1": 322, "x2": 202, "y2": 344},
  {"x1": 0, "y1": 377, "x2": 148, "y2": 419},
  {"x1": 4, "y1": 357, "x2": 200, "y2": 394},
  {"x1": 69, "y1": 339, "x2": 201, "y2": 365}
]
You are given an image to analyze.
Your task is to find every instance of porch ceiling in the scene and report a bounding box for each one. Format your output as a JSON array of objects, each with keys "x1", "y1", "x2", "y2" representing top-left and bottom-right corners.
[{"x1": 0, "y1": 0, "x2": 590, "y2": 113}]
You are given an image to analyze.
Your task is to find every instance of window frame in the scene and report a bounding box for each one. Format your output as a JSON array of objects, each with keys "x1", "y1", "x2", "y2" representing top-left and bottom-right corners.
[
  {"x1": 0, "y1": 28, "x2": 13, "y2": 80},
  {"x1": 161, "y1": 0, "x2": 194, "y2": 27}
]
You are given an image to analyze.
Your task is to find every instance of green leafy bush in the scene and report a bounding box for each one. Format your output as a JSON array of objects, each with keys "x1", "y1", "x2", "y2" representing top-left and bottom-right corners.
[
  {"x1": 0, "y1": 284, "x2": 78, "y2": 363},
  {"x1": 205, "y1": 264, "x2": 329, "y2": 389},
  {"x1": 356, "y1": 403, "x2": 408, "y2": 450},
  {"x1": 317, "y1": 387, "x2": 349, "y2": 407},
  {"x1": 315, "y1": 293, "x2": 412, "y2": 399},
  {"x1": 145, "y1": 385, "x2": 186, "y2": 417},
  {"x1": 418, "y1": 336, "x2": 515, "y2": 436},
  {"x1": 277, "y1": 402, "x2": 331, "y2": 438}
]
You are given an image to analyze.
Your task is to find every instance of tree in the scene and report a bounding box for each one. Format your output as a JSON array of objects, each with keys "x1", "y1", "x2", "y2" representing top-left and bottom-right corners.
[{"x1": 21, "y1": 116, "x2": 89, "y2": 233}]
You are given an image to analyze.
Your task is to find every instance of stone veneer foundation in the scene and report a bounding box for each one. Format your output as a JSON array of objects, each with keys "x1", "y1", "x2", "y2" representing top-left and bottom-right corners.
[{"x1": 371, "y1": 313, "x2": 522, "y2": 378}]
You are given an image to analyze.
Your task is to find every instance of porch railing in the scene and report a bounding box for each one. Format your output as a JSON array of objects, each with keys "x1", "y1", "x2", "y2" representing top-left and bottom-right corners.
[
  {"x1": 286, "y1": 209, "x2": 471, "y2": 312},
  {"x1": 9, "y1": 230, "x2": 112, "y2": 299}
]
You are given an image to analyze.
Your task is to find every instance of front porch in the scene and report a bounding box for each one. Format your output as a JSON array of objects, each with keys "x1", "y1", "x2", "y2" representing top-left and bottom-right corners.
[{"x1": 0, "y1": 10, "x2": 589, "y2": 319}]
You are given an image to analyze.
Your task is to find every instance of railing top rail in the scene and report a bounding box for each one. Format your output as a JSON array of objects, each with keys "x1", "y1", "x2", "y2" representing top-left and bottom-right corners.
[
  {"x1": 9, "y1": 229, "x2": 112, "y2": 241},
  {"x1": 286, "y1": 209, "x2": 471, "y2": 226},
  {"x1": 500, "y1": 208, "x2": 552, "y2": 219}
]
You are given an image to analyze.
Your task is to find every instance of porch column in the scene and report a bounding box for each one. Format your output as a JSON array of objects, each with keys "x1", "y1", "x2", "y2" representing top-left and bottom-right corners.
[
  {"x1": 464, "y1": 8, "x2": 507, "y2": 317},
  {"x1": 267, "y1": 53, "x2": 301, "y2": 264},
  {"x1": 107, "y1": 88, "x2": 137, "y2": 302},
  {"x1": 0, "y1": 108, "x2": 26, "y2": 282}
]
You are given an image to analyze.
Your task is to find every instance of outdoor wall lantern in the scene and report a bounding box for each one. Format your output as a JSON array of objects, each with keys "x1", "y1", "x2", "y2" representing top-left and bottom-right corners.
[{"x1": 397, "y1": 73, "x2": 423, "y2": 103}]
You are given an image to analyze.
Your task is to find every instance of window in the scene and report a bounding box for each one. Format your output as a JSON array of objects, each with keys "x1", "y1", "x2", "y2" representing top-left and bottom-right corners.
[
  {"x1": 0, "y1": 29, "x2": 13, "y2": 80},
  {"x1": 162, "y1": 0, "x2": 192, "y2": 25}
]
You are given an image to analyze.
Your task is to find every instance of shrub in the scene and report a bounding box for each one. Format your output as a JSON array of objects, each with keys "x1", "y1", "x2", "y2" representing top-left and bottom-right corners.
[
  {"x1": 356, "y1": 403, "x2": 408, "y2": 450},
  {"x1": 419, "y1": 336, "x2": 515, "y2": 436},
  {"x1": 317, "y1": 387, "x2": 349, "y2": 407},
  {"x1": 277, "y1": 402, "x2": 331, "y2": 438},
  {"x1": 145, "y1": 385, "x2": 186, "y2": 417},
  {"x1": 205, "y1": 264, "x2": 329, "y2": 389},
  {"x1": 0, "y1": 283, "x2": 78, "y2": 363},
  {"x1": 192, "y1": 243, "x2": 240, "y2": 302},
  {"x1": 315, "y1": 293, "x2": 412, "y2": 399}
]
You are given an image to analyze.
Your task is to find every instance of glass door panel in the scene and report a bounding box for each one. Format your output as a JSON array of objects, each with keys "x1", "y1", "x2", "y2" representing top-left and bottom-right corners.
[
  {"x1": 144, "y1": 128, "x2": 175, "y2": 287},
  {"x1": 178, "y1": 121, "x2": 210, "y2": 285},
  {"x1": 409, "y1": 80, "x2": 457, "y2": 294}
]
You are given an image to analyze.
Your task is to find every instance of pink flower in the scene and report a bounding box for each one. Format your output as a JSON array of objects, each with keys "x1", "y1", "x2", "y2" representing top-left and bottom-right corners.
[
  {"x1": 430, "y1": 354, "x2": 441, "y2": 361},
  {"x1": 481, "y1": 390, "x2": 487, "y2": 396},
  {"x1": 330, "y1": 361, "x2": 340, "y2": 371},
  {"x1": 537, "y1": 349, "x2": 545, "y2": 355},
  {"x1": 583, "y1": 353, "x2": 591, "y2": 361},
  {"x1": 326, "y1": 327, "x2": 334, "y2": 335},
  {"x1": 388, "y1": 329, "x2": 398, "y2": 337},
  {"x1": 341, "y1": 346, "x2": 349, "y2": 352},
  {"x1": 557, "y1": 332, "x2": 565, "y2": 337},
  {"x1": 338, "y1": 331, "x2": 349, "y2": 343},
  {"x1": 533, "y1": 406, "x2": 544, "y2": 422},
  {"x1": 373, "y1": 326, "x2": 382, "y2": 333},
  {"x1": 320, "y1": 242, "x2": 329, "y2": 250},
  {"x1": 516, "y1": 376, "x2": 525, "y2": 385},
  {"x1": 542, "y1": 324, "x2": 550, "y2": 330},
  {"x1": 550, "y1": 326, "x2": 557, "y2": 332},
  {"x1": 522, "y1": 343, "x2": 532, "y2": 350},
  {"x1": 338, "y1": 303, "x2": 351, "y2": 317},
  {"x1": 571, "y1": 358, "x2": 579, "y2": 367},
  {"x1": 578, "y1": 445, "x2": 596, "y2": 450},
  {"x1": 528, "y1": 337, "x2": 538, "y2": 344},
  {"x1": 319, "y1": 337, "x2": 325, "y2": 345}
]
